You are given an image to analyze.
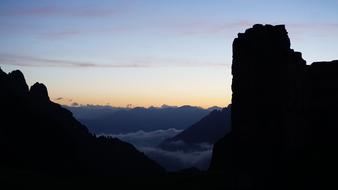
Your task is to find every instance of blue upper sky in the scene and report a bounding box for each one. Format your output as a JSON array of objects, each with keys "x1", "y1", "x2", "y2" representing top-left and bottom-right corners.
[{"x1": 1, "y1": 0, "x2": 338, "y2": 107}]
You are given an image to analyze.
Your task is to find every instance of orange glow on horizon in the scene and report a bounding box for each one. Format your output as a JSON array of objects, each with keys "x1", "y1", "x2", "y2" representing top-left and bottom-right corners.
[{"x1": 52, "y1": 95, "x2": 231, "y2": 109}]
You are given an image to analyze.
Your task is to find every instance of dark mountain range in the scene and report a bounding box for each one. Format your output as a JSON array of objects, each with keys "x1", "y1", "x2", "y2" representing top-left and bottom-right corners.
[
  {"x1": 159, "y1": 106, "x2": 231, "y2": 152},
  {"x1": 166, "y1": 106, "x2": 230, "y2": 144},
  {"x1": 64, "y1": 104, "x2": 220, "y2": 123},
  {"x1": 0, "y1": 68, "x2": 164, "y2": 177},
  {"x1": 210, "y1": 24, "x2": 338, "y2": 189},
  {"x1": 2, "y1": 24, "x2": 337, "y2": 189},
  {"x1": 63, "y1": 105, "x2": 125, "y2": 120},
  {"x1": 79, "y1": 105, "x2": 211, "y2": 134}
]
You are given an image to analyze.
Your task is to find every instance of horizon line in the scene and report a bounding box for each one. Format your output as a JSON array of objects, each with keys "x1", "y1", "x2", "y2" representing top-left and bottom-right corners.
[{"x1": 59, "y1": 102, "x2": 228, "y2": 110}]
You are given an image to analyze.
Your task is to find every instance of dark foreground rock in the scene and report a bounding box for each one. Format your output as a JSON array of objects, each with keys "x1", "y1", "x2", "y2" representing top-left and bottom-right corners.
[
  {"x1": 0, "y1": 67, "x2": 164, "y2": 178},
  {"x1": 210, "y1": 24, "x2": 338, "y2": 189}
]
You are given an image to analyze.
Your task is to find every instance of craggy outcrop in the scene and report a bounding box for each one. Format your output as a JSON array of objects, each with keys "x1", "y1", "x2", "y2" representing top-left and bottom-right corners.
[
  {"x1": 210, "y1": 24, "x2": 338, "y2": 189},
  {"x1": 0, "y1": 68, "x2": 164, "y2": 177},
  {"x1": 29, "y1": 82, "x2": 50, "y2": 102}
]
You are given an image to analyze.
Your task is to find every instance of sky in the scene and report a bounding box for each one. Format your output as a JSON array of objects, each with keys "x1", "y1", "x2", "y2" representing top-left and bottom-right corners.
[{"x1": 1, "y1": 0, "x2": 338, "y2": 108}]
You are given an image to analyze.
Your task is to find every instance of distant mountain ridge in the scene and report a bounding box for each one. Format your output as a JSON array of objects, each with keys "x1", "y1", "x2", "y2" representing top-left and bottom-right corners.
[
  {"x1": 166, "y1": 106, "x2": 230, "y2": 144},
  {"x1": 63, "y1": 105, "x2": 125, "y2": 120},
  {"x1": 159, "y1": 106, "x2": 231, "y2": 152},
  {"x1": 0, "y1": 67, "x2": 164, "y2": 177},
  {"x1": 75, "y1": 104, "x2": 214, "y2": 134}
]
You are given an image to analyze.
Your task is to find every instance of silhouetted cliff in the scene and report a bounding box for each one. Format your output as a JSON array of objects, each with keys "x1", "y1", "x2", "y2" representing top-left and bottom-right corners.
[
  {"x1": 0, "y1": 68, "x2": 164, "y2": 177},
  {"x1": 210, "y1": 24, "x2": 338, "y2": 189},
  {"x1": 168, "y1": 106, "x2": 230, "y2": 144}
]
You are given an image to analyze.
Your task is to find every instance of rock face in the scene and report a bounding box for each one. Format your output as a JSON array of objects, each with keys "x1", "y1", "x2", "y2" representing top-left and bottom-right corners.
[
  {"x1": 210, "y1": 24, "x2": 338, "y2": 188},
  {"x1": 0, "y1": 68, "x2": 164, "y2": 177}
]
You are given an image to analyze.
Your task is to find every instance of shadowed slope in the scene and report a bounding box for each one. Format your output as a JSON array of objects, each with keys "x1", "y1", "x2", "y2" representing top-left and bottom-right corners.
[
  {"x1": 159, "y1": 106, "x2": 231, "y2": 153},
  {"x1": 0, "y1": 68, "x2": 164, "y2": 177}
]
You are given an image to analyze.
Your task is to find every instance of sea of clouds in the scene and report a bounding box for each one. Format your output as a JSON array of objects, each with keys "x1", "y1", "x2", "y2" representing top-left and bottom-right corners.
[{"x1": 100, "y1": 128, "x2": 213, "y2": 171}]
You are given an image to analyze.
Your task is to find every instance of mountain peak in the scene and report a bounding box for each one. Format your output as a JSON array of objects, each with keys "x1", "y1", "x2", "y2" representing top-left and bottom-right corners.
[
  {"x1": 234, "y1": 24, "x2": 292, "y2": 66},
  {"x1": 8, "y1": 69, "x2": 29, "y2": 95},
  {"x1": 0, "y1": 67, "x2": 6, "y2": 79},
  {"x1": 29, "y1": 82, "x2": 50, "y2": 102},
  {"x1": 1, "y1": 69, "x2": 165, "y2": 177}
]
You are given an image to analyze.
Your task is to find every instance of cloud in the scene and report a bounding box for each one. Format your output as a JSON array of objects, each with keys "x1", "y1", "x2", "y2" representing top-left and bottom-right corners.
[
  {"x1": 53, "y1": 97, "x2": 76, "y2": 103},
  {"x1": 39, "y1": 30, "x2": 83, "y2": 39},
  {"x1": 103, "y1": 128, "x2": 183, "y2": 147},
  {"x1": 101, "y1": 129, "x2": 214, "y2": 171},
  {"x1": 0, "y1": 53, "x2": 94, "y2": 67},
  {"x1": 0, "y1": 53, "x2": 226, "y2": 68},
  {"x1": 168, "y1": 21, "x2": 254, "y2": 36},
  {"x1": 0, "y1": 6, "x2": 118, "y2": 18},
  {"x1": 71, "y1": 102, "x2": 79, "y2": 106},
  {"x1": 166, "y1": 21, "x2": 338, "y2": 37},
  {"x1": 37, "y1": 26, "x2": 132, "y2": 39},
  {"x1": 286, "y1": 22, "x2": 338, "y2": 40},
  {"x1": 0, "y1": 53, "x2": 151, "y2": 68},
  {"x1": 159, "y1": 140, "x2": 212, "y2": 152},
  {"x1": 140, "y1": 146, "x2": 213, "y2": 171},
  {"x1": 287, "y1": 23, "x2": 338, "y2": 30}
]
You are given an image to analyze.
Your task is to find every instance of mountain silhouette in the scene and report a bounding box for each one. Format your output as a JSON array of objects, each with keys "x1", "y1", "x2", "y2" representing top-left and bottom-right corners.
[
  {"x1": 63, "y1": 105, "x2": 125, "y2": 120},
  {"x1": 167, "y1": 106, "x2": 231, "y2": 144},
  {"x1": 2, "y1": 24, "x2": 337, "y2": 189},
  {"x1": 210, "y1": 24, "x2": 338, "y2": 189},
  {"x1": 159, "y1": 106, "x2": 231, "y2": 152},
  {"x1": 0, "y1": 68, "x2": 164, "y2": 178},
  {"x1": 78, "y1": 105, "x2": 210, "y2": 134}
]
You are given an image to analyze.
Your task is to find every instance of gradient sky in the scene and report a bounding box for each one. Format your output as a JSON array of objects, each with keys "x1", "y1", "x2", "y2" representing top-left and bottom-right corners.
[{"x1": 1, "y1": 0, "x2": 338, "y2": 108}]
